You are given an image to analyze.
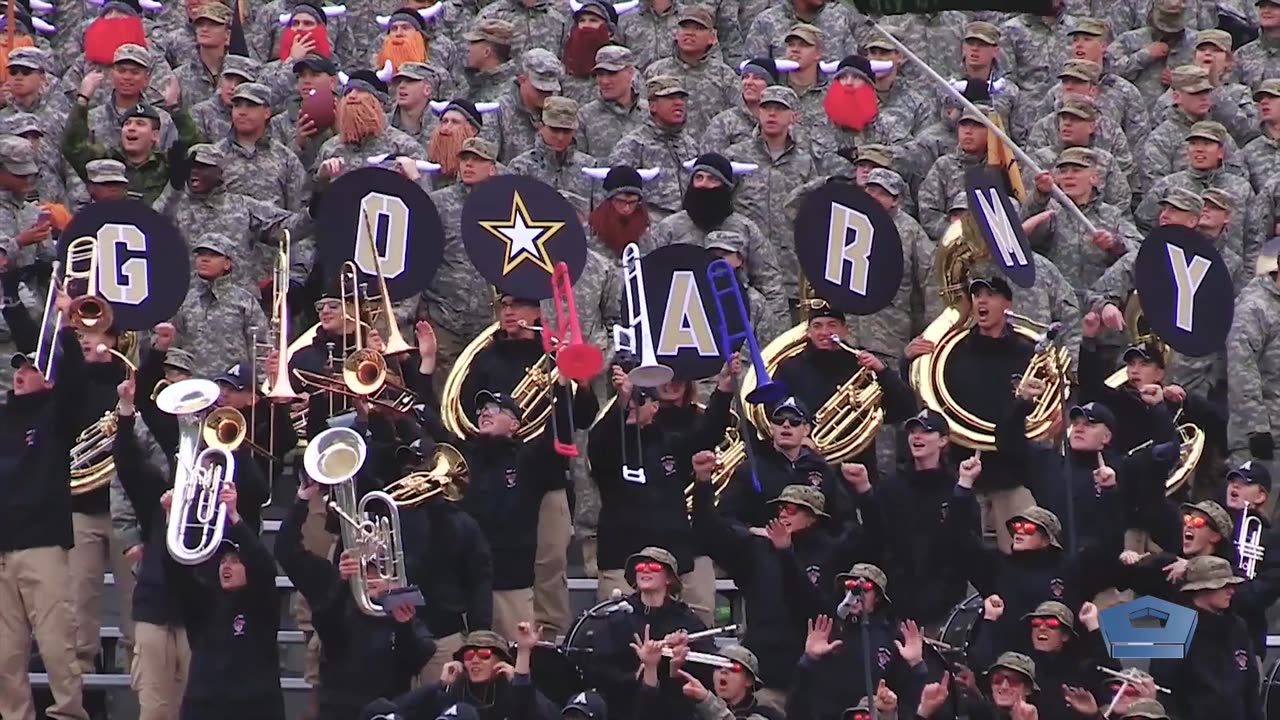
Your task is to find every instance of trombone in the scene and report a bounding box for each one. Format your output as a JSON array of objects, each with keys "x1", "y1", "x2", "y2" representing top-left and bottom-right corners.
[
  {"x1": 340, "y1": 261, "x2": 388, "y2": 396},
  {"x1": 358, "y1": 206, "x2": 414, "y2": 356},
  {"x1": 612, "y1": 243, "x2": 673, "y2": 483},
  {"x1": 36, "y1": 237, "x2": 116, "y2": 380},
  {"x1": 157, "y1": 379, "x2": 234, "y2": 565}
]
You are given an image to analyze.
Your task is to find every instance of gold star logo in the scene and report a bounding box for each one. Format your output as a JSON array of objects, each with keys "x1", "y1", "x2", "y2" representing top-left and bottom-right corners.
[{"x1": 479, "y1": 190, "x2": 564, "y2": 276}]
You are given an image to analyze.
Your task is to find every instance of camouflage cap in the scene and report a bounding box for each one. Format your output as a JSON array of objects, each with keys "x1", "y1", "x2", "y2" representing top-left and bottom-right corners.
[
  {"x1": 192, "y1": 2, "x2": 231, "y2": 24},
  {"x1": 113, "y1": 43, "x2": 151, "y2": 67},
  {"x1": 1202, "y1": 187, "x2": 1234, "y2": 211},
  {"x1": 455, "y1": 630, "x2": 513, "y2": 660},
  {"x1": 865, "y1": 167, "x2": 904, "y2": 196},
  {"x1": 960, "y1": 103, "x2": 993, "y2": 123},
  {"x1": 0, "y1": 135, "x2": 36, "y2": 175},
  {"x1": 706, "y1": 229, "x2": 745, "y2": 254},
  {"x1": 717, "y1": 644, "x2": 760, "y2": 679},
  {"x1": 163, "y1": 347, "x2": 196, "y2": 373},
  {"x1": 459, "y1": 136, "x2": 498, "y2": 161},
  {"x1": 1255, "y1": 78, "x2": 1280, "y2": 99},
  {"x1": 759, "y1": 85, "x2": 797, "y2": 108},
  {"x1": 522, "y1": 48, "x2": 564, "y2": 92},
  {"x1": 594, "y1": 44, "x2": 634, "y2": 72},
  {"x1": 85, "y1": 158, "x2": 128, "y2": 184},
  {"x1": 187, "y1": 143, "x2": 225, "y2": 167},
  {"x1": 784, "y1": 22, "x2": 823, "y2": 46},
  {"x1": 676, "y1": 4, "x2": 713, "y2": 28},
  {"x1": 1171, "y1": 64, "x2": 1213, "y2": 93},
  {"x1": 1122, "y1": 699, "x2": 1170, "y2": 720},
  {"x1": 1008, "y1": 506, "x2": 1063, "y2": 549},
  {"x1": 836, "y1": 562, "x2": 891, "y2": 602},
  {"x1": 986, "y1": 652, "x2": 1039, "y2": 691},
  {"x1": 1160, "y1": 186, "x2": 1204, "y2": 213},
  {"x1": 1181, "y1": 554, "x2": 1246, "y2": 591},
  {"x1": 947, "y1": 191, "x2": 969, "y2": 212},
  {"x1": 1185, "y1": 119, "x2": 1227, "y2": 143},
  {"x1": 221, "y1": 54, "x2": 259, "y2": 81},
  {"x1": 1194, "y1": 28, "x2": 1233, "y2": 52},
  {"x1": 0, "y1": 112, "x2": 41, "y2": 136},
  {"x1": 1150, "y1": 0, "x2": 1186, "y2": 33},
  {"x1": 1022, "y1": 600, "x2": 1076, "y2": 633},
  {"x1": 1068, "y1": 16, "x2": 1109, "y2": 36},
  {"x1": 1180, "y1": 499, "x2": 1233, "y2": 536},
  {"x1": 463, "y1": 18, "x2": 514, "y2": 46},
  {"x1": 6, "y1": 46, "x2": 46, "y2": 71},
  {"x1": 854, "y1": 144, "x2": 893, "y2": 167},
  {"x1": 541, "y1": 96, "x2": 579, "y2": 129},
  {"x1": 1055, "y1": 146, "x2": 1096, "y2": 168},
  {"x1": 863, "y1": 25, "x2": 901, "y2": 51},
  {"x1": 646, "y1": 74, "x2": 688, "y2": 98},
  {"x1": 624, "y1": 545, "x2": 683, "y2": 594},
  {"x1": 964, "y1": 21, "x2": 1000, "y2": 45},
  {"x1": 231, "y1": 82, "x2": 271, "y2": 105},
  {"x1": 768, "y1": 484, "x2": 829, "y2": 517},
  {"x1": 1058, "y1": 93, "x2": 1098, "y2": 120},
  {"x1": 193, "y1": 232, "x2": 236, "y2": 257},
  {"x1": 1058, "y1": 59, "x2": 1102, "y2": 84}
]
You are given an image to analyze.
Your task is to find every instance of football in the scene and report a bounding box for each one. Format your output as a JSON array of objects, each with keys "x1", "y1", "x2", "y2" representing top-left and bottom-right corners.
[{"x1": 300, "y1": 85, "x2": 336, "y2": 131}]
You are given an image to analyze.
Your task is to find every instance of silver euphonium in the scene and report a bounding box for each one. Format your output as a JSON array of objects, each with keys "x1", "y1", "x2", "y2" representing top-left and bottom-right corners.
[
  {"x1": 1238, "y1": 501, "x2": 1265, "y2": 580},
  {"x1": 158, "y1": 379, "x2": 234, "y2": 566},
  {"x1": 303, "y1": 427, "x2": 408, "y2": 617}
]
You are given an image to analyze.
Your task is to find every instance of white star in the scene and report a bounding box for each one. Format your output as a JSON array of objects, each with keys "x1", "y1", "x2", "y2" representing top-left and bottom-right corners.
[{"x1": 501, "y1": 213, "x2": 546, "y2": 263}]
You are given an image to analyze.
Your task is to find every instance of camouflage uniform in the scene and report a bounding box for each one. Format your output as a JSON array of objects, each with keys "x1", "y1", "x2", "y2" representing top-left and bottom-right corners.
[
  {"x1": 247, "y1": 0, "x2": 358, "y2": 68},
  {"x1": 1235, "y1": 34, "x2": 1280, "y2": 91},
  {"x1": 422, "y1": 179, "x2": 494, "y2": 344},
  {"x1": 918, "y1": 146, "x2": 989, "y2": 241},
  {"x1": 1025, "y1": 110, "x2": 1137, "y2": 204},
  {"x1": 1097, "y1": 71, "x2": 1153, "y2": 149},
  {"x1": 575, "y1": 96, "x2": 648, "y2": 158},
  {"x1": 1106, "y1": 24, "x2": 1197, "y2": 106},
  {"x1": 483, "y1": 49, "x2": 564, "y2": 162},
  {"x1": 616, "y1": 2, "x2": 680, "y2": 71},
  {"x1": 1243, "y1": 133, "x2": 1280, "y2": 195},
  {"x1": 269, "y1": 91, "x2": 338, "y2": 173},
  {"x1": 188, "y1": 55, "x2": 261, "y2": 142},
  {"x1": 63, "y1": 102, "x2": 203, "y2": 205},
  {"x1": 60, "y1": 45, "x2": 179, "y2": 113},
  {"x1": 506, "y1": 99, "x2": 600, "y2": 203},
  {"x1": 88, "y1": 96, "x2": 183, "y2": 152},
  {"x1": 642, "y1": 210, "x2": 788, "y2": 319},
  {"x1": 1062, "y1": 0, "x2": 1145, "y2": 35},
  {"x1": 1140, "y1": 109, "x2": 1247, "y2": 194},
  {"x1": 701, "y1": 103, "x2": 756, "y2": 153},
  {"x1": 0, "y1": 115, "x2": 87, "y2": 208},
  {"x1": 0, "y1": 137, "x2": 51, "y2": 277},
  {"x1": 1183, "y1": 0, "x2": 1257, "y2": 31},
  {"x1": 787, "y1": 74, "x2": 833, "y2": 151},
  {"x1": 215, "y1": 116, "x2": 310, "y2": 214},
  {"x1": 1151, "y1": 82, "x2": 1260, "y2": 145},
  {"x1": 473, "y1": 0, "x2": 569, "y2": 55},
  {"x1": 999, "y1": 13, "x2": 1074, "y2": 99},
  {"x1": 644, "y1": 49, "x2": 738, "y2": 140},
  {"x1": 743, "y1": 3, "x2": 859, "y2": 61},
  {"x1": 172, "y1": 235, "x2": 272, "y2": 380},
  {"x1": 542, "y1": 247, "x2": 621, "y2": 352},
  {"x1": 1025, "y1": 144, "x2": 1130, "y2": 210},
  {"x1": 608, "y1": 116, "x2": 700, "y2": 216},
  {"x1": 314, "y1": 125, "x2": 426, "y2": 175},
  {"x1": 881, "y1": 11, "x2": 969, "y2": 83},
  {"x1": 1021, "y1": 190, "x2": 1142, "y2": 301},
  {"x1": 465, "y1": 61, "x2": 519, "y2": 103},
  {"x1": 0, "y1": 49, "x2": 72, "y2": 144},
  {"x1": 1227, "y1": 274, "x2": 1280, "y2": 464},
  {"x1": 1138, "y1": 169, "x2": 1257, "y2": 269}
]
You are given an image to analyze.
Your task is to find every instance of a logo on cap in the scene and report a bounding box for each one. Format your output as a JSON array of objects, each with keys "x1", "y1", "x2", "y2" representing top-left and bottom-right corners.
[
  {"x1": 1049, "y1": 577, "x2": 1064, "y2": 598},
  {"x1": 480, "y1": 190, "x2": 564, "y2": 275},
  {"x1": 233, "y1": 613, "x2": 246, "y2": 636},
  {"x1": 443, "y1": 705, "x2": 459, "y2": 716},
  {"x1": 572, "y1": 694, "x2": 587, "y2": 705}
]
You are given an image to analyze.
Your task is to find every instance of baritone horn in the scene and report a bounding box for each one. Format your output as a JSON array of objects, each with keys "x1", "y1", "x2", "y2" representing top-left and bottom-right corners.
[
  {"x1": 1238, "y1": 500, "x2": 1265, "y2": 580},
  {"x1": 158, "y1": 379, "x2": 232, "y2": 566},
  {"x1": 304, "y1": 427, "x2": 408, "y2": 616},
  {"x1": 384, "y1": 442, "x2": 469, "y2": 506}
]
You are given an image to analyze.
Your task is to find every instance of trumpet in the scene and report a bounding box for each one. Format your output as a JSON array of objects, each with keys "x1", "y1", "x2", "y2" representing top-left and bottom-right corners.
[
  {"x1": 304, "y1": 428, "x2": 408, "y2": 617},
  {"x1": 383, "y1": 442, "x2": 469, "y2": 506},
  {"x1": 612, "y1": 243, "x2": 673, "y2": 484},
  {"x1": 1238, "y1": 500, "x2": 1265, "y2": 580},
  {"x1": 158, "y1": 379, "x2": 232, "y2": 565}
]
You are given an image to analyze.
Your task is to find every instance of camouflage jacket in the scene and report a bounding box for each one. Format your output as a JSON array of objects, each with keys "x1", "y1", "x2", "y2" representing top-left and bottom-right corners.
[
  {"x1": 171, "y1": 274, "x2": 271, "y2": 380},
  {"x1": 617, "y1": 2, "x2": 682, "y2": 71},
  {"x1": 1150, "y1": 82, "x2": 1260, "y2": 145},
  {"x1": 63, "y1": 103, "x2": 203, "y2": 205},
  {"x1": 725, "y1": 131, "x2": 823, "y2": 299},
  {"x1": 474, "y1": 0, "x2": 569, "y2": 55},
  {"x1": 1139, "y1": 109, "x2": 1247, "y2": 195},
  {"x1": 701, "y1": 102, "x2": 757, "y2": 154},
  {"x1": 1106, "y1": 27, "x2": 1197, "y2": 106},
  {"x1": 1061, "y1": 0, "x2": 1144, "y2": 35},
  {"x1": 61, "y1": 53, "x2": 178, "y2": 113},
  {"x1": 34, "y1": 144, "x2": 90, "y2": 209},
  {"x1": 507, "y1": 138, "x2": 600, "y2": 204},
  {"x1": 269, "y1": 94, "x2": 337, "y2": 173},
  {"x1": 575, "y1": 95, "x2": 648, "y2": 158},
  {"x1": 191, "y1": 96, "x2": 233, "y2": 144},
  {"x1": 172, "y1": 55, "x2": 222, "y2": 109},
  {"x1": 216, "y1": 134, "x2": 310, "y2": 213},
  {"x1": 464, "y1": 61, "x2": 519, "y2": 104},
  {"x1": 1242, "y1": 130, "x2": 1280, "y2": 194},
  {"x1": 1, "y1": 90, "x2": 72, "y2": 149},
  {"x1": 642, "y1": 210, "x2": 788, "y2": 320},
  {"x1": 1227, "y1": 275, "x2": 1280, "y2": 458},
  {"x1": 247, "y1": 0, "x2": 358, "y2": 66},
  {"x1": 881, "y1": 11, "x2": 970, "y2": 83},
  {"x1": 560, "y1": 75, "x2": 598, "y2": 107},
  {"x1": 1096, "y1": 72, "x2": 1153, "y2": 149},
  {"x1": 0, "y1": 190, "x2": 48, "y2": 269},
  {"x1": 1137, "y1": 168, "x2": 1257, "y2": 269},
  {"x1": 388, "y1": 107, "x2": 439, "y2": 146},
  {"x1": 644, "y1": 50, "x2": 739, "y2": 141},
  {"x1": 744, "y1": 1, "x2": 860, "y2": 61},
  {"x1": 88, "y1": 94, "x2": 180, "y2": 152},
  {"x1": 313, "y1": 127, "x2": 426, "y2": 177},
  {"x1": 483, "y1": 87, "x2": 544, "y2": 164},
  {"x1": 422, "y1": 181, "x2": 493, "y2": 338},
  {"x1": 999, "y1": 13, "x2": 1075, "y2": 99},
  {"x1": 1235, "y1": 33, "x2": 1280, "y2": 92},
  {"x1": 846, "y1": 206, "x2": 939, "y2": 360},
  {"x1": 153, "y1": 187, "x2": 297, "y2": 289},
  {"x1": 1021, "y1": 191, "x2": 1142, "y2": 298},
  {"x1": 1025, "y1": 144, "x2": 1133, "y2": 209},
  {"x1": 1025, "y1": 111, "x2": 1135, "y2": 191},
  {"x1": 541, "y1": 247, "x2": 621, "y2": 350},
  {"x1": 918, "y1": 149, "x2": 988, "y2": 241},
  {"x1": 608, "y1": 118, "x2": 700, "y2": 215}
]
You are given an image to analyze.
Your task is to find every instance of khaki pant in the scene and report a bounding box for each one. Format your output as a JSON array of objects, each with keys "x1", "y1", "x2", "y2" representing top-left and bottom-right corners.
[
  {"x1": 534, "y1": 489, "x2": 572, "y2": 635},
  {"x1": 419, "y1": 632, "x2": 463, "y2": 686},
  {"x1": 130, "y1": 622, "x2": 190, "y2": 720},
  {"x1": 69, "y1": 511, "x2": 136, "y2": 673},
  {"x1": 0, "y1": 546, "x2": 88, "y2": 720},
  {"x1": 293, "y1": 492, "x2": 335, "y2": 688},
  {"x1": 492, "y1": 588, "x2": 535, "y2": 642},
  {"x1": 980, "y1": 486, "x2": 1037, "y2": 554},
  {"x1": 597, "y1": 555, "x2": 717, "y2": 626}
]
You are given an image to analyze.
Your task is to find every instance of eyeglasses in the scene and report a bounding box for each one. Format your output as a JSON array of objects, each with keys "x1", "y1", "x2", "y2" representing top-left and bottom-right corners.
[
  {"x1": 725, "y1": 661, "x2": 744, "y2": 673},
  {"x1": 1106, "y1": 681, "x2": 1141, "y2": 696},
  {"x1": 771, "y1": 416, "x2": 804, "y2": 428},
  {"x1": 989, "y1": 671, "x2": 1025, "y2": 688},
  {"x1": 844, "y1": 578, "x2": 874, "y2": 591},
  {"x1": 777, "y1": 502, "x2": 801, "y2": 516},
  {"x1": 314, "y1": 299, "x2": 342, "y2": 312},
  {"x1": 462, "y1": 648, "x2": 493, "y2": 661},
  {"x1": 1009, "y1": 521, "x2": 1041, "y2": 535},
  {"x1": 846, "y1": 712, "x2": 871, "y2": 720},
  {"x1": 1030, "y1": 616, "x2": 1061, "y2": 629},
  {"x1": 634, "y1": 561, "x2": 665, "y2": 574},
  {"x1": 1183, "y1": 514, "x2": 1208, "y2": 528}
]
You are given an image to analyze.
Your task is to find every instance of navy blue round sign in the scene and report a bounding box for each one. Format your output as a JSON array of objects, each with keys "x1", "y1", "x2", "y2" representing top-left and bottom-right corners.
[
  {"x1": 1134, "y1": 226, "x2": 1234, "y2": 358},
  {"x1": 792, "y1": 181, "x2": 903, "y2": 315},
  {"x1": 965, "y1": 166, "x2": 1036, "y2": 289}
]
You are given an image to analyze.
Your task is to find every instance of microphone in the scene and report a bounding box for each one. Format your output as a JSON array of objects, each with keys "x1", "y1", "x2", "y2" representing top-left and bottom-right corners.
[
  {"x1": 836, "y1": 589, "x2": 860, "y2": 620},
  {"x1": 588, "y1": 588, "x2": 633, "y2": 617}
]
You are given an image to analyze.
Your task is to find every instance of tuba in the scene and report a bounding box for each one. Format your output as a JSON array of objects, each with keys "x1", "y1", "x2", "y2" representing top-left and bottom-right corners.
[
  {"x1": 741, "y1": 278, "x2": 884, "y2": 462},
  {"x1": 158, "y1": 379, "x2": 233, "y2": 565},
  {"x1": 440, "y1": 321, "x2": 560, "y2": 443},
  {"x1": 68, "y1": 332, "x2": 139, "y2": 496},
  {"x1": 384, "y1": 442, "x2": 469, "y2": 506},
  {"x1": 304, "y1": 427, "x2": 408, "y2": 617},
  {"x1": 684, "y1": 405, "x2": 742, "y2": 513},
  {"x1": 909, "y1": 219, "x2": 1069, "y2": 450}
]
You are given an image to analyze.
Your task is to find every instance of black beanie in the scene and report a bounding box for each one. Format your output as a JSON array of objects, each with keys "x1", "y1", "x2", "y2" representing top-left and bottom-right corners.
[
  {"x1": 690, "y1": 152, "x2": 733, "y2": 186},
  {"x1": 604, "y1": 165, "x2": 644, "y2": 198}
]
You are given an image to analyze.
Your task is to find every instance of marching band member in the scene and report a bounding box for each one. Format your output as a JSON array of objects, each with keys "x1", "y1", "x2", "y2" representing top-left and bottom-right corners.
[
  {"x1": 0, "y1": 311, "x2": 89, "y2": 720},
  {"x1": 208, "y1": 361, "x2": 284, "y2": 530},
  {"x1": 277, "y1": 477, "x2": 436, "y2": 720},
  {"x1": 509, "y1": 622, "x2": 582, "y2": 720},
  {"x1": 959, "y1": 652, "x2": 1041, "y2": 719},
  {"x1": 670, "y1": 644, "x2": 782, "y2": 720},
  {"x1": 282, "y1": 278, "x2": 359, "y2": 437},
  {"x1": 169, "y1": 481, "x2": 285, "y2": 720}
]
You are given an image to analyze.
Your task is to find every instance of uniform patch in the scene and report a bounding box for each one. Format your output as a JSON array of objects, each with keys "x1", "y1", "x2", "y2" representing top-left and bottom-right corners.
[
  {"x1": 662, "y1": 455, "x2": 676, "y2": 475},
  {"x1": 807, "y1": 471, "x2": 824, "y2": 487},
  {"x1": 505, "y1": 467, "x2": 517, "y2": 488},
  {"x1": 806, "y1": 565, "x2": 822, "y2": 586},
  {"x1": 1049, "y1": 578, "x2": 1065, "y2": 599},
  {"x1": 939, "y1": 502, "x2": 949, "y2": 521},
  {"x1": 877, "y1": 647, "x2": 892, "y2": 669},
  {"x1": 232, "y1": 613, "x2": 246, "y2": 636},
  {"x1": 1236, "y1": 649, "x2": 1249, "y2": 671},
  {"x1": 24, "y1": 429, "x2": 36, "y2": 446}
]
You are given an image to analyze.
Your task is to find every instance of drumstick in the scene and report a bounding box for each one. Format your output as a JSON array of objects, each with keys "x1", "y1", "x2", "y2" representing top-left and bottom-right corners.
[
  {"x1": 660, "y1": 648, "x2": 736, "y2": 668},
  {"x1": 1095, "y1": 666, "x2": 1171, "y2": 694},
  {"x1": 923, "y1": 637, "x2": 958, "y2": 653},
  {"x1": 683, "y1": 625, "x2": 738, "y2": 641}
]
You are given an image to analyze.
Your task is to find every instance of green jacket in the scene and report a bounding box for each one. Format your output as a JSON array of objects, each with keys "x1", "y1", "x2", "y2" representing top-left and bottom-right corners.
[{"x1": 62, "y1": 102, "x2": 203, "y2": 206}]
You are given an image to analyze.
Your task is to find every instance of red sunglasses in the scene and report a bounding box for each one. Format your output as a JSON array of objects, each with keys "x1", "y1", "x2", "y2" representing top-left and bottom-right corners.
[
  {"x1": 1183, "y1": 514, "x2": 1208, "y2": 529},
  {"x1": 1009, "y1": 521, "x2": 1041, "y2": 535},
  {"x1": 1106, "y1": 681, "x2": 1141, "y2": 696},
  {"x1": 777, "y1": 502, "x2": 802, "y2": 516},
  {"x1": 846, "y1": 712, "x2": 871, "y2": 720},
  {"x1": 462, "y1": 648, "x2": 494, "y2": 661},
  {"x1": 634, "y1": 561, "x2": 665, "y2": 574},
  {"x1": 1030, "y1": 616, "x2": 1061, "y2": 629},
  {"x1": 844, "y1": 578, "x2": 874, "y2": 591},
  {"x1": 990, "y1": 671, "x2": 1026, "y2": 687}
]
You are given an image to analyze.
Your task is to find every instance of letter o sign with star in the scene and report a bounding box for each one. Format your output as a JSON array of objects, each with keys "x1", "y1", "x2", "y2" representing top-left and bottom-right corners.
[{"x1": 1134, "y1": 226, "x2": 1234, "y2": 357}]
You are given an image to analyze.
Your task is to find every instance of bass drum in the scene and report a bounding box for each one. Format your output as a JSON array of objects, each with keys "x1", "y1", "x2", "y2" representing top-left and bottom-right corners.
[
  {"x1": 1265, "y1": 655, "x2": 1280, "y2": 719},
  {"x1": 529, "y1": 598, "x2": 622, "y2": 705},
  {"x1": 937, "y1": 593, "x2": 984, "y2": 665}
]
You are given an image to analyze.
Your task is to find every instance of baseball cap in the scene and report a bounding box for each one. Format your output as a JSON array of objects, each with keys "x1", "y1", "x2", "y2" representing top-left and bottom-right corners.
[
  {"x1": 646, "y1": 74, "x2": 687, "y2": 98},
  {"x1": 6, "y1": 47, "x2": 46, "y2": 71},
  {"x1": 393, "y1": 61, "x2": 434, "y2": 82},
  {"x1": 192, "y1": 2, "x2": 231, "y2": 24},
  {"x1": 113, "y1": 43, "x2": 150, "y2": 67},
  {"x1": 1227, "y1": 461, "x2": 1272, "y2": 493},
  {"x1": 865, "y1": 167, "x2": 903, "y2": 196},
  {"x1": 86, "y1": 159, "x2": 129, "y2": 184},
  {"x1": 1185, "y1": 120, "x2": 1227, "y2": 144},
  {"x1": 1159, "y1": 186, "x2": 1204, "y2": 214},
  {"x1": 9, "y1": 352, "x2": 32, "y2": 369},
  {"x1": 163, "y1": 348, "x2": 196, "y2": 373},
  {"x1": 187, "y1": 143, "x2": 226, "y2": 167},
  {"x1": 705, "y1": 229, "x2": 744, "y2": 255},
  {"x1": 1068, "y1": 401, "x2": 1116, "y2": 431},
  {"x1": 904, "y1": 408, "x2": 949, "y2": 435},
  {"x1": 759, "y1": 85, "x2": 797, "y2": 108},
  {"x1": 541, "y1": 96, "x2": 579, "y2": 130},
  {"x1": 964, "y1": 21, "x2": 999, "y2": 45},
  {"x1": 594, "y1": 45, "x2": 634, "y2": 72},
  {"x1": 0, "y1": 135, "x2": 37, "y2": 176},
  {"x1": 193, "y1": 232, "x2": 235, "y2": 257},
  {"x1": 769, "y1": 396, "x2": 810, "y2": 423},
  {"x1": 474, "y1": 389, "x2": 520, "y2": 416},
  {"x1": 784, "y1": 23, "x2": 822, "y2": 46},
  {"x1": 562, "y1": 692, "x2": 607, "y2": 720},
  {"x1": 214, "y1": 361, "x2": 252, "y2": 390},
  {"x1": 966, "y1": 275, "x2": 1013, "y2": 300},
  {"x1": 221, "y1": 54, "x2": 259, "y2": 81},
  {"x1": 231, "y1": 82, "x2": 271, "y2": 105},
  {"x1": 293, "y1": 53, "x2": 337, "y2": 75},
  {"x1": 1122, "y1": 342, "x2": 1166, "y2": 368},
  {"x1": 1170, "y1": 64, "x2": 1212, "y2": 93},
  {"x1": 1055, "y1": 146, "x2": 1096, "y2": 169},
  {"x1": 522, "y1": 48, "x2": 564, "y2": 93},
  {"x1": 434, "y1": 704, "x2": 482, "y2": 720},
  {"x1": 459, "y1": 137, "x2": 497, "y2": 161},
  {"x1": 463, "y1": 18, "x2": 514, "y2": 46},
  {"x1": 676, "y1": 5, "x2": 713, "y2": 28}
]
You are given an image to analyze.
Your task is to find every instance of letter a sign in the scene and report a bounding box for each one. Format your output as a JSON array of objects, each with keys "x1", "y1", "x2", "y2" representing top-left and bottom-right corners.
[
  {"x1": 793, "y1": 182, "x2": 903, "y2": 315},
  {"x1": 1134, "y1": 226, "x2": 1234, "y2": 358},
  {"x1": 965, "y1": 166, "x2": 1035, "y2": 289}
]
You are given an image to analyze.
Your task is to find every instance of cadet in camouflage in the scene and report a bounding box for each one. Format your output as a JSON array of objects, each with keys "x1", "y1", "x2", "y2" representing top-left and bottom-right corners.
[
  {"x1": 1139, "y1": 65, "x2": 1248, "y2": 194},
  {"x1": 1227, "y1": 268, "x2": 1280, "y2": 467},
  {"x1": 643, "y1": 6, "x2": 738, "y2": 141},
  {"x1": 574, "y1": 45, "x2": 648, "y2": 158},
  {"x1": 1106, "y1": 0, "x2": 1198, "y2": 106},
  {"x1": 1242, "y1": 79, "x2": 1280, "y2": 193},
  {"x1": 462, "y1": 19, "x2": 520, "y2": 104},
  {"x1": 507, "y1": 96, "x2": 600, "y2": 203},
  {"x1": 607, "y1": 75, "x2": 700, "y2": 218},
  {"x1": 1235, "y1": 0, "x2": 1280, "y2": 91},
  {"x1": 486, "y1": 48, "x2": 564, "y2": 163},
  {"x1": 171, "y1": 232, "x2": 271, "y2": 380}
]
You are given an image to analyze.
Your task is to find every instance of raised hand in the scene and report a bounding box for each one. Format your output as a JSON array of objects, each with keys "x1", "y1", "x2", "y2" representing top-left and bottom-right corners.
[
  {"x1": 841, "y1": 462, "x2": 870, "y2": 493},
  {"x1": 983, "y1": 594, "x2": 1005, "y2": 621},
  {"x1": 917, "y1": 672, "x2": 951, "y2": 718},
  {"x1": 219, "y1": 481, "x2": 240, "y2": 524},
  {"x1": 675, "y1": 669, "x2": 710, "y2": 701},
  {"x1": 1077, "y1": 601, "x2": 1099, "y2": 632},
  {"x1": 1139, "y1": 383, "x2": 1163, "y2": 406},
  {"x1": 440, "y1": 660, "x2": 463, "y2": 685},
  {"x1": 895, "y1": 620, "x2": 924, "y2": 667},
  {"x1": 631, "y1": 625, "x2": 663, "y2": 668},
  {"x1": 1163, "y1": 384, "x2": 1186, "y2": 404},
  {"x1": 691, "y1": 450, "x2": 717, "y2": 483},
  {"x1": 1101, "y1": 303, "x2": 1123, "y2": 330},
  {"x1": 958, "y1": 455, "x2": 982, "y2": 488},
  {"x1": 765, "y1": 518, "x2": 791, "y2": 550},
  {"x1": 1011, "y1": 698, "x2": 1039, "y2": 720},
  {"x1": 1063, "y1": 686, "x2": 1098, "y2": 715},
  {"x1": 1082, "y1": 311, "x2": 1101, "y2": 338},
  {"x1": 152, "y1": 321, "x2": 177, "y2": 350},
  {"x1": 804, "y1": 615, "x2": 843, "y2": 659},
  {"x1": 515, "y1": 621, "x2": 541, "y2": 652},
  {"x1": 1093, "y1": 463, "x2": 1116, "y2": 491},
  {"x1": 874, "y1": 679, "x2": 898, "y2": 711},
  {"x1": 117, "y1": 377, "x2": 136, "y2": 410}
]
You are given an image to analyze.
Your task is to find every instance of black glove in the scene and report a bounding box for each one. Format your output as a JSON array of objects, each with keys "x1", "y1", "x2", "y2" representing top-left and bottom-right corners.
[
  {"x1": 1249, "y1": 432, "x2": 1274, "y2": 461},
  {"x1": 166, "y1": 142, "x2": 191, "y2": 191}
]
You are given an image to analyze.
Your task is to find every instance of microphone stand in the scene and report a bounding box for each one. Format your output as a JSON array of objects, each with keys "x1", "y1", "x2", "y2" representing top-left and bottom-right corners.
[{"x1": 842, "y1": 593, "x2": 878, "y2": 720}]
